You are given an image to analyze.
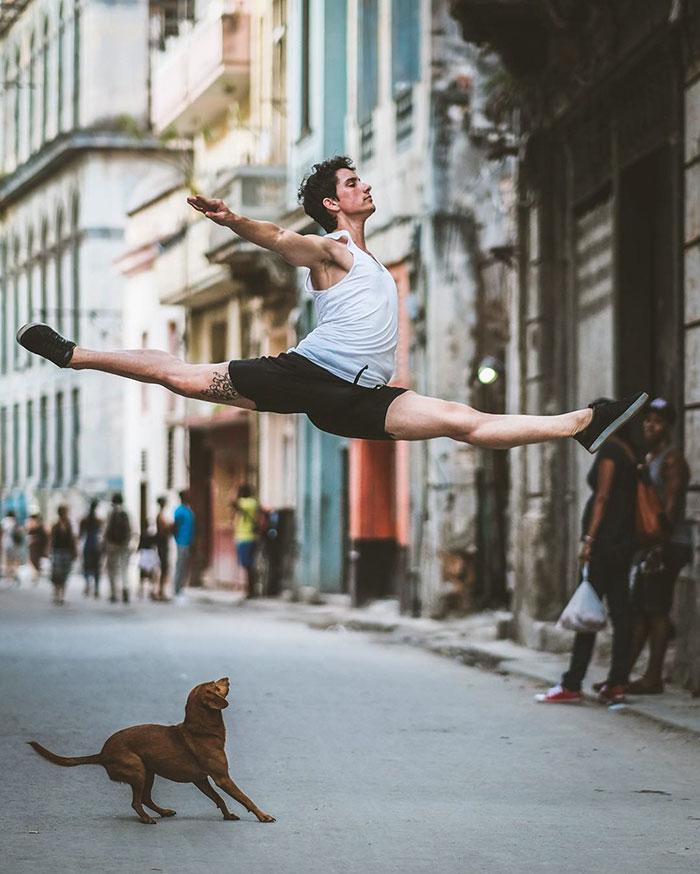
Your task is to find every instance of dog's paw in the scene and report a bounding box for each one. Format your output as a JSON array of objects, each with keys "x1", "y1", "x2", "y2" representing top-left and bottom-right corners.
[
  {"x1": 159, "y1": 809, "x2": 176, "y2": 817},
  {"x1": 140, "y1": 816, "x2": 158, "y2": 825},
  {"x1": 223, "y1": 812, "x2": 240, "y2": 821},
  {"x1": 257, "y1": 812, "x2": 276, "y2": 823}
]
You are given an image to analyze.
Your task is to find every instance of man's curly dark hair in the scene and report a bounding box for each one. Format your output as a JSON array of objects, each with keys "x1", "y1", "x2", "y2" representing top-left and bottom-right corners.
[{"x1": 297, "y1": 155, "x2": 355, "y2": 232}]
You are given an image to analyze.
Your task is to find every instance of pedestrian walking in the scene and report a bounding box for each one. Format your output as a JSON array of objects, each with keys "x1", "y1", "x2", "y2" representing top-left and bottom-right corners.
[
  {"x1": 155, "y1": 496, "x2": 172, "y2": 600},
  {"x1": 26, "y1": 508, "x2": 49, "y2": 584},
  {"x1": 49, "y1": 505, "x2": 77, "y2": 606},
  {"x1": 137, "y1": 522, "x2": 161, "y2": 600},
  {"x1": 172, "y1": 491, "x2": 195, "y2": 603},
  {"x1": 1, "y1": 510, "x2": 24, "y2": 586},
  {"x1": 18, "y1": 156, "x2": 646, "y2": 459},
  {"x1": 79, "y1": 500, "x2": 103, "y2": 598},
  {"x1": 628, "y1": 398, "x2": 691, "y2": 694},
  {"x1": 537, "y1": 415, "x2": 639, "y2": 705},
  {"x1": 233, "y1": 484, "x2": 261, "y2": 598},
  {"x1": 104, "y1": 493, "x2": 132, "y2": 604}
]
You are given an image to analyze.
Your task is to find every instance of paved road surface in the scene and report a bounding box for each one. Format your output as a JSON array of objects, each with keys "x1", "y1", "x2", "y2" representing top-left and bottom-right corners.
[{"x1": 2, "y1": 582, "x2": 699, "y2": 873}]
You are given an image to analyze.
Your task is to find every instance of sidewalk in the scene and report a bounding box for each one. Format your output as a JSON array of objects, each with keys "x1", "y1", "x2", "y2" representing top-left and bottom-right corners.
[{"x1": 188, "y1": 587, "x2": 700, "y2": 737}]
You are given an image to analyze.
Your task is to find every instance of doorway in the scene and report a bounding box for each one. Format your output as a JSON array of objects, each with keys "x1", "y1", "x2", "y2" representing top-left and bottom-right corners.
[{"x1": 617, "y1": 147, "x2": 679, "y2": 408}]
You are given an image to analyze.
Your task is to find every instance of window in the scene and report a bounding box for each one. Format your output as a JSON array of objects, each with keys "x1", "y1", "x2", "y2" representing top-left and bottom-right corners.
[
  {"x1": 272, "y1": 0, "x2": 287, "y2": 158},
  {"x1": 358, "y1": 1, "x2": 379, "y2": 126},
  {"x1": 26, "y1": 229, "x2": 33, "y2": 367},
  {"x1": 152, "y1": 0, "x2": 195, "y2": 50},
  {"x1": 13, "y1": 47, "x2": 20, "y2": 164},
  {"x1": 41, "y1": 18, "x2": 49, "y2": 143},
  {"x1": 141, "y1": 331, "x2": 149, "y2": 412},
  {"x1": 71, "y1": 388, "x2": 79, "y2": 482},
  {"x1": 210, "y1": 321, "x2": 228, "y2": 364},
  {"x1": 1, "y1": 59, "x2": 8, "y2": 168},
  {"x1": 26, "y1": 399, "x2": 34, "y2": 478},
  {"x1": 57, "y1": 4, "x2": 65, "y2": 132},
  {"x1": 39, "y1": 395, "x2": 48, "y2": 484},
  {"x1": 0, "y1": 240, "x2": 6, "y2": 374},
  {"x1": 12, "y1": 402, "x2": 19, "y2": 484},
  {"x1": 299, "y1": 0, "x2": 311, "y2": 136},
  {"x1": 167, "y1": 321, "x2": 178, "y2": 412},
  {"x1": 28, "y1": 33, "x2": 36, "y2": 152},
  {"x1": 40, "y1": 220, "x2": 48, "y2": 325},
  {"x1": 391, "y1": 0, "x2": 420, "y2": 145},
  {"x1": 56, "y1": 208, "x2": 64, "y2": 332},
  {"x1": 12, "y1": 239, "x2": 19, "y2": 369},
  {"x1": 72, "y1": 0, "x2": 80, "y2": 127},
  {"x1": 55, "y1": 391, "x2": 64, "y2": 485},
  {"x1": 166, "y1": 426, "x2": 175, "y2": 490},
  {"x1": 71, "y1": 195, "x2": 80, "y2": 342},
  {"x1": 0, "y1": 406, "x2": 6, "y2": 487},
  {"x1": 358, "y1": 0, "x2": 379, "y2": 161}
]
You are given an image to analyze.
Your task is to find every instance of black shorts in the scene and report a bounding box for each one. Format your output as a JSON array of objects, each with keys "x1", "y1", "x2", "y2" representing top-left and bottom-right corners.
[{"x1": 227, "y1": 352, "x2": 407, "y2": 440}]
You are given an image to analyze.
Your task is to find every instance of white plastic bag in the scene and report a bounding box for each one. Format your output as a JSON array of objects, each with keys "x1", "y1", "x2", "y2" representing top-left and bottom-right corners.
[{"x1": 557, "y1": 563, "x2": 607, "y2": 633}]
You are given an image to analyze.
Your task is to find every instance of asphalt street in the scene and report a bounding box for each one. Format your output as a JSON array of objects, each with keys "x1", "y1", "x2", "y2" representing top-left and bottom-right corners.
[{"x1": 2, "y1": 580, "x2": 699, "y2": 874}]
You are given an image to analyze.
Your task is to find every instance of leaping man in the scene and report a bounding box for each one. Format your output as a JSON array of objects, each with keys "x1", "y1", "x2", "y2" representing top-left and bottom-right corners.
[{"x1": 18, "y1": 156, "x2": 647, "y2": 452}]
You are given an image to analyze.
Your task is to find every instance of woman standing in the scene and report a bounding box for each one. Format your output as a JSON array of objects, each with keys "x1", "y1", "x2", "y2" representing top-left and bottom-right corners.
[
  {"x1": 26, "y1": 509, "x2": 49, "y2": 584},
  {"x1": 538, "y1": 416, "x2": 639, "y2": 705},
  {"x1": 233, "y1": 484, "x2": 260, "y2": 598},
  {"x1": 79, "y1": 500, "x2": 103, "y2": 598},
  {"x1": 628, "y1": 398, "x2": 691, "y2": 693},
  {"x1": 50, "y1": 506, "x2": 77, "y2": 605},
  {"x1": 1, "y1": 510, "x2": 23, "y2": 585}
]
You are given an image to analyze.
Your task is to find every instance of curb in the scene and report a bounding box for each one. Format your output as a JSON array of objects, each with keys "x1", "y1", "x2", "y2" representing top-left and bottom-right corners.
[{"x1": 186, "y1": 589, "x2": 700, "y2": 739}]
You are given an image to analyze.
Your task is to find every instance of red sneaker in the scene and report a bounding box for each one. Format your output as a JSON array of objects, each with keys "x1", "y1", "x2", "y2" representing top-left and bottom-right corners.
[
  {"x1": 597, "y1": 683, "x2": 626, "y2": 704},
  {"x1": 535, "y1": 684, "x2": 583, "y2": 704}
]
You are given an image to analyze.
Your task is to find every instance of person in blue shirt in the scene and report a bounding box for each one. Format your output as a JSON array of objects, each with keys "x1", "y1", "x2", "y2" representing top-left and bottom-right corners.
[{"x1": 172, "y1": 490, "x2": 195, "y2": 601}]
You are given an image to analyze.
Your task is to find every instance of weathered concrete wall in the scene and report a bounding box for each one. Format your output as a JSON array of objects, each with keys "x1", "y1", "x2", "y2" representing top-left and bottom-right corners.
[
  {"x1": 414, "y1": 2, "x2": 516, "y2": 616},
  {"x1": 673, "y1": 56, "x2": 700, "y2": 694}
]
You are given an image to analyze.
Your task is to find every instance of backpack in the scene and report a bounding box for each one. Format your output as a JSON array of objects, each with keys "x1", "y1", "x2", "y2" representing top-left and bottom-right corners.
[
  {"x1": 106, "y1": 509, "x2": 130, "y2": 545},
  {"x1": 636, "y1": 472, "x2": 666, "y2": 547}
]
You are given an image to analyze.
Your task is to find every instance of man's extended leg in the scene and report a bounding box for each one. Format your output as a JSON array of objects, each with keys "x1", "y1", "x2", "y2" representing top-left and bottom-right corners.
[
  {"x1": 17, "y1": 323, "x2": 256, "y2": 409},
  {"x1": 384, "y1": 390, "x2": 646, "y2": 451},
  {"x1": 70, "y1": 348, "x2": 256, "y2": 408},
  {"x1": 385, "y1": 391, "x2": 590, "y2": 448}
]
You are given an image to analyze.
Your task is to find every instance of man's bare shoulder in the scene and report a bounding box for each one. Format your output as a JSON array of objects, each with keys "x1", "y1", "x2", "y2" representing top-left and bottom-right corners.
[{"x1": 318, "y1": 234, "x2": 352, "y2": 266}]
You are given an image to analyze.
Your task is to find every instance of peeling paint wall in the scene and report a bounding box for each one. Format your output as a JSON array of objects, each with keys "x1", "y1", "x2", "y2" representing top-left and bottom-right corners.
[{"x1": 410, "y1": 2, "x2": 516, "y2": 616}]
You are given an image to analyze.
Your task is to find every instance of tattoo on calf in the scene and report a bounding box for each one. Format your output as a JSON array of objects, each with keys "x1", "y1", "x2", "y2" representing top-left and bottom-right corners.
[{"x1": 201, "y1": 371, "x2": 241, "y2": 403}]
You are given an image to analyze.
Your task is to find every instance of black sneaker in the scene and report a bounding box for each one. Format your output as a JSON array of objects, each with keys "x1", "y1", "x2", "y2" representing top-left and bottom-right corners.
[
  {"x1": 16, "y1": 323, "x2": 76, "y2": 367},
  {"x1": 575, "y1": 391, "x2": 649, "y2": 453}
]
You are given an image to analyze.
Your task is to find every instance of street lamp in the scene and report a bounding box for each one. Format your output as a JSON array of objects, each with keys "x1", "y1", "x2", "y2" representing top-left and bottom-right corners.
[{"x1": 476, "y1": 356, "x2": 504, "y2": 386}]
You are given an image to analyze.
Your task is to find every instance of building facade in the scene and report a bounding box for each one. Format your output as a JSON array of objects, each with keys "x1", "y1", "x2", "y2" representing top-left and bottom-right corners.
[
  {"x1": 285, "y1": 0, "x2": 515, "y2": 612},
  {"x1": 451, "y1": 0, "x2": 700, "y2": 690},
  {"x1": 123, "y1": 0, "x2": 297, "y2": 589},
  {"x1": 0, "y1": 0, "x2": 165, "y2": 526}
]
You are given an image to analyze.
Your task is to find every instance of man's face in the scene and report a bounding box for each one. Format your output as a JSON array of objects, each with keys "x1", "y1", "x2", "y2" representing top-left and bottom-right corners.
[
  {"x1": 642, "y1": 411, "x2": 668, "y2": 448},
  {"x1": 324, "y1": 168, "x2": 375, "y2": 222}
]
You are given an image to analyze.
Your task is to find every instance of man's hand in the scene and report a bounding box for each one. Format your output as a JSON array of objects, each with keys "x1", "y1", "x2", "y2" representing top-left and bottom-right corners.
[
  {"x1": 187, "y1": 195, "x2": 237, "y2": 226},
  {"x1": 186, "y1": 194, "x2": 350, "y2": 271}
]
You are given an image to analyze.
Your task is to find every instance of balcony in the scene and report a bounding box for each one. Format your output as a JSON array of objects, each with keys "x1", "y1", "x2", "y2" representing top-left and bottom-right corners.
[
  {"x1": 204, "y1": 165, "x2": 295, "y2": 301},
  {"x1": 152, "y1": 3, "x2": 251, "y2": 137}
]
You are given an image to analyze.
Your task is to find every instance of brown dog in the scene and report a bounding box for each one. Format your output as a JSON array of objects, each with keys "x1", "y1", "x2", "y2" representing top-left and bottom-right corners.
[{"x1": 29, "y1": 677, "x2": 275, "y2": 825}]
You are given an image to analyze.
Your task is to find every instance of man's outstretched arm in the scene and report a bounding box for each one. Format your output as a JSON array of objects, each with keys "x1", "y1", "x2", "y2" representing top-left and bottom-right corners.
[{"x1": 187, "y1": 195, "x2": 345, "y2": 269}]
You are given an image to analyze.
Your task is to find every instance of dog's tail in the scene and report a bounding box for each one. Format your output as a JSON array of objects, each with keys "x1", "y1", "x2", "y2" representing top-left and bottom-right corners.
[{"x1": 28, "y1": 741, "x2": 103, "y2": 767}]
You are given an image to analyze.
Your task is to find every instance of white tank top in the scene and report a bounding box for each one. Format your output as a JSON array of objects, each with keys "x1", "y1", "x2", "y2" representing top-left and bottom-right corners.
[{"x1": 289, "y1": 230, "x2": 399, "y2": 387}]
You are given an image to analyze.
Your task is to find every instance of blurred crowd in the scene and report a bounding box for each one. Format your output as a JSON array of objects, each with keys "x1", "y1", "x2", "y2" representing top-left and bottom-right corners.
[
  {"x1": 0, "y1": 490, "x2": 196, "y2": 606},
  {"x1": 1, "y1": 484, "x2": 266, "y2": 608}
]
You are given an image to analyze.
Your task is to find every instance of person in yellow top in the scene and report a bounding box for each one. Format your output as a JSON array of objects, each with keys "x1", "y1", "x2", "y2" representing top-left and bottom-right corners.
[{"x1": 233, "y1": 484, "x2": 260, "y2": 598}]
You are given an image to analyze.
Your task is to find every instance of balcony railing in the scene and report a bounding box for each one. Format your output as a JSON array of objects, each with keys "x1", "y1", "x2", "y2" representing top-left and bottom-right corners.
[
  {"x1": 152, "y1": 3, "x2": 251, "y2": 136},
  {"x1": 206, "y1": 165, "x2": 287, "y2": 258}
]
